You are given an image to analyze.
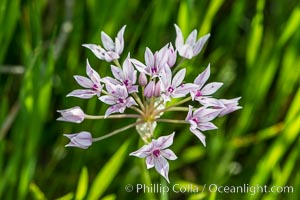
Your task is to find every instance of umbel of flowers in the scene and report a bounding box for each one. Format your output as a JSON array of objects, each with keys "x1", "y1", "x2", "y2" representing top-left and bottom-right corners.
[{"x1": 58, "y1": 25, "x2": 242, "y2": 183}]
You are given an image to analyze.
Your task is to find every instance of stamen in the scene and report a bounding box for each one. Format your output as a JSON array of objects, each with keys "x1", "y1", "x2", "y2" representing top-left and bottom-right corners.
[
  {"x1": 167, "y1": 87, "x2": 174, "y2": 93},
  {"x1": 153, "y1": 149, "x2": 160, "y2": 157}
]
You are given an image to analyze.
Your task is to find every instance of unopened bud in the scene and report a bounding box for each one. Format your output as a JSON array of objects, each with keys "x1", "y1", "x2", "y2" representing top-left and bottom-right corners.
[
  {"x1": 144, "y1": 81, "x2": 155, "y2": 98},
  {"x1": 138, "y1": 73, "x2": 148, "y2": 86}
]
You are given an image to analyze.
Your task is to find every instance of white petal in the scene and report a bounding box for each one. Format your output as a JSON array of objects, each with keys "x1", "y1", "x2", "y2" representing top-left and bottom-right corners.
[
  {"x1": 99, "y1": 95, "x2": 116, "y2": 105},
  {"x1": 82, "y1": 44, "x2": 106, "y2": 60},
  {"x1": 111, "y1": 65, "x2": 124, "y2": 81},
  {"x1": 73, "y1": 75, "x2": 94, "y2": 88},
  {"x1": 186, "y1": 30, "x2": 197, "y2": 45},
  {"x1": 154, "y1": 157, "x2": 170, "y2": 183},
  {"x1": 129, "y1": 143, "x2": 153, "y2": 158},
  {"x1": 130, "y1": 59, "x2": 148, "y2": 74},
  {"x1": 201, "y1": 82, "x2": 223, "y2": 95},
  {"x1": 175, "y1": 83, "x2": 198, "y2": 96},
  {"x1": 174, "y1": 24, "x2": 184, "y2": 50},
  {"x1": 172, "y1": 68, "x2": 186, "y2": 87},
  {"x1": 193, "y1": 33, "x2": 210, "y2": 56},
  {"x1": 145, "y1": 47, "x2": 154, "y2": 68},
  {"x1": 156, "y1": 132, "x2": 175, "y2": 149},
  {"x1": 67, "y1": 89, "x2": 97, "y2": 99},
  {"x1": 185, "y1": 105, "x2": 193, "y2": 121},
  {"x1": 126, "y1": 97, "x2": 137, "y2": 107},
  {"x1": 146, "y1": 156, "x2": 155, "y2": 169},
  {"x1": 194, "y1": 64, "x2": 210, "y2": 88},
  {"x1": 189, "y1": 128, "x2": 206, "y2": 147},
  {"x1": 161, "y1": 149, "x2": 177, "y2": 160},
  {"x1": 104, "y1": 105, "x2": 120, "y2": 117},
  {"x1": 101, "y1": 31, "x2": 115, "y2": 51},
  {"x1": 116, "y1": 25, "x2": 126, "y2": 54},
  {"x1": 86, "y1": 59, "x2": 101, "y2": 84},
  {"x1": 194, "y1": 108, "x2": 220, "y2": 122},
  {"x1": 197, "y1": 122, "x2": 218, "y2": 131}
]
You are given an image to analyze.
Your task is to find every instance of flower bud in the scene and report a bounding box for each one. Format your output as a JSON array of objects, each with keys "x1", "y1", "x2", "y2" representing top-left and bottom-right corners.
[
  {"x1": 154, "y1": 80, "x2": 161, "y2": 97},
  {"x1": 167, "y1": 43, "x2": 177, "y2": 67},
  {"x1": 64, "y1": 131, "x2": 93, "y2": 149},
  {"x1": 57, "y1": 106, "x2": 85, "y2": 123},
  {"x1": 144, "y1": 80, "x2": 155, "y2": 98},
  {"x1": 138, "y1": 72, "x2": 148, "y2": 86}
]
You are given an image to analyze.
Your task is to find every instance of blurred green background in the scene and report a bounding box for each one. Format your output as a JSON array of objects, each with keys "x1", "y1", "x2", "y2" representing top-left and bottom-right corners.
[{"x1": 0, "y1": 0, "x2": 300, "y2": 199}]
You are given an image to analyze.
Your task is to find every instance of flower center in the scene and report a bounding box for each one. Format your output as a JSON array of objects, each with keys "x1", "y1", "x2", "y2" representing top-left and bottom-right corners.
[
  {"x1": 92, "y1": 84, "x2": 99, "y2": 91},
  {"x1": 192, "y1": 118, "x2": 199, "y2": 123},
  {"x1": 167, "y1": 86, "x2": 174, "y2": 93},
  {"x1": 124, "y1": 79, "x2": 129, "y2": 86},
  {"x1": 118, "y1": 98, "x2": 125, "y2": 104},
  {"x1": 195, "y1": 90, "x2": 202, "y2": 97},
  {"x1": 151, "y1": 67, "x2": 158, "y2": 74},
  {"x1": 153, "y1": 149, "x2": 160, "y2": 157}
]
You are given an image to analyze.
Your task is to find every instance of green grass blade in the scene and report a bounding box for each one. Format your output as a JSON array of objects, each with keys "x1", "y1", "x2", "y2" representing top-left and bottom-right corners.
[{"x1": 87, "y1": 138, "x2": 132, "y2": 200}]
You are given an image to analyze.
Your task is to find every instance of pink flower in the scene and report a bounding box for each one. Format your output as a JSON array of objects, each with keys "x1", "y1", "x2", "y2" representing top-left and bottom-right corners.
[
  {"x1": 82, "y1": 25, "x2": 126, "y2": 62},
  {"x1": 174, "y1": 24, "x2": 210, "y2": 59},
  {"x1": 99, "y1": 82, "x2": 137, "y2": 117},
  {"x1": 64, "y1": 131, "x2": 93, "y2": 149},
  {"x1": 110, "y1": 55, "x2": 138, "y2": 93},
  {"x1": 67, "y1": 59, "x2": 102, "y2": 99},
  {"x1": 160, "y1": 67, "x2": 197, "y2": 102},
  {"x1": 216, "y1": 97, "x2": 242, "y2": 117},
  {"x1": 130, "y1": 45, "x2": 169, "y2": 78},
  {"x1": 190, "y1": 64, "x2": 223, "y2": 107},
  {"x1": 130, "y1": 132, "x2": 177, "y2": 183},
  {"x1": 185, "y1": 106, "x2": 220, "y2": 146},
  {"x1": 57, "y1": 106, "x2": 85, "y2": 123}
]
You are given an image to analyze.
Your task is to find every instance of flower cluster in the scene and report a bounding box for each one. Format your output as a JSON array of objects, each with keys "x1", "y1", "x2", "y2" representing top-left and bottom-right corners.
[{"x1": 58, "y1": 25, "x2": 242, "y2": 183}]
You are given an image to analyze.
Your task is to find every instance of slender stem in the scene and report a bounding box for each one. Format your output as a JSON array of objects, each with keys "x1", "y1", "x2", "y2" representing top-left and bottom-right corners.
[
  {"x1": 156, "y1": 119, "x2": 189, "y2": 124},
  {"x1": 155, "y1": 97, "x2": 191, "y2": 115},
  {"x1": 85, "y1": 114, "x2": 140, "y2": 119},
  {"x1": 132, "y1": 93, "x2": 145, "y2": 111},
  {"x1": 92, "y1": 121, "x2": 141, "y2": 142},
  {"x1": 165, "y1": 107, "x2": 189, "y2": 112},
  {"x1": 130, "y1": 106, "x2": 144, "y2": 116}
]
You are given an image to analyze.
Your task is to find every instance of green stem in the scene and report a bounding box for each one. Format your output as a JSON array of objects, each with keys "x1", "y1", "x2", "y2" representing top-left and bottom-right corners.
[
  {"x1": 130, "y1": 106, "x2": 144, "y2": 116},
  {"x1": 92, "y1": 121, "x2": 141, "y2": 142},
  {"x1": 165, "y1": 107, "x2": 189, "y2": 112},
  {"x1": 156, "y1": 119, "x2": 188, "y2": 124},
  {"x1": 85, "y1": 114, "x2": 140, "y2": 119},
  {"x1": 132, "y1": 93, "x2": 145, "y2": 111},
  {"x1": 155, "y1": 97, "x2": 191, "y2": 115}
]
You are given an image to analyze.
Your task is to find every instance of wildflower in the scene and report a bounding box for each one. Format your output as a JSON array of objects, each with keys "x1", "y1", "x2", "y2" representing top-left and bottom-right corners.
[
  {"x1": 160, "y1": 67, "x2": 197, "y2": 102},
  {"x1": 190, "y1": 64, "x2": 223, "y2": 107},
  {"x1": 110, "y1": 56, "x2": 138, "y2": 93},
  {"x1": 67, "y1": 59, "x2": 102, "y2": 99},
  {"x1": 82, "y1": 25, "x2": 126, "y2": 62},
  {"x1": 130, "y1": 132, "x2": 177, "y2": 183},
  {"x1": 64, "y1": 131, "x2": 93, "y2": 149},
  {"x1": 99, "y1": 82, "x2": 137, "y2": 117},
  {"x1": 185, "y1": 106, "x2": 220, "y2": 146},
  {"x1": 174, "y1": 24, "x2": 210, "y2": 59},
  {"x1": 130, "y1": 45, "x2": 169, "y2": 78},
  {"x1": 216, "y1": 97, "x2": 242, "y2": 117},
  {"x1": 57, "y1": 106, "x2": 85, "y2": 123}
]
